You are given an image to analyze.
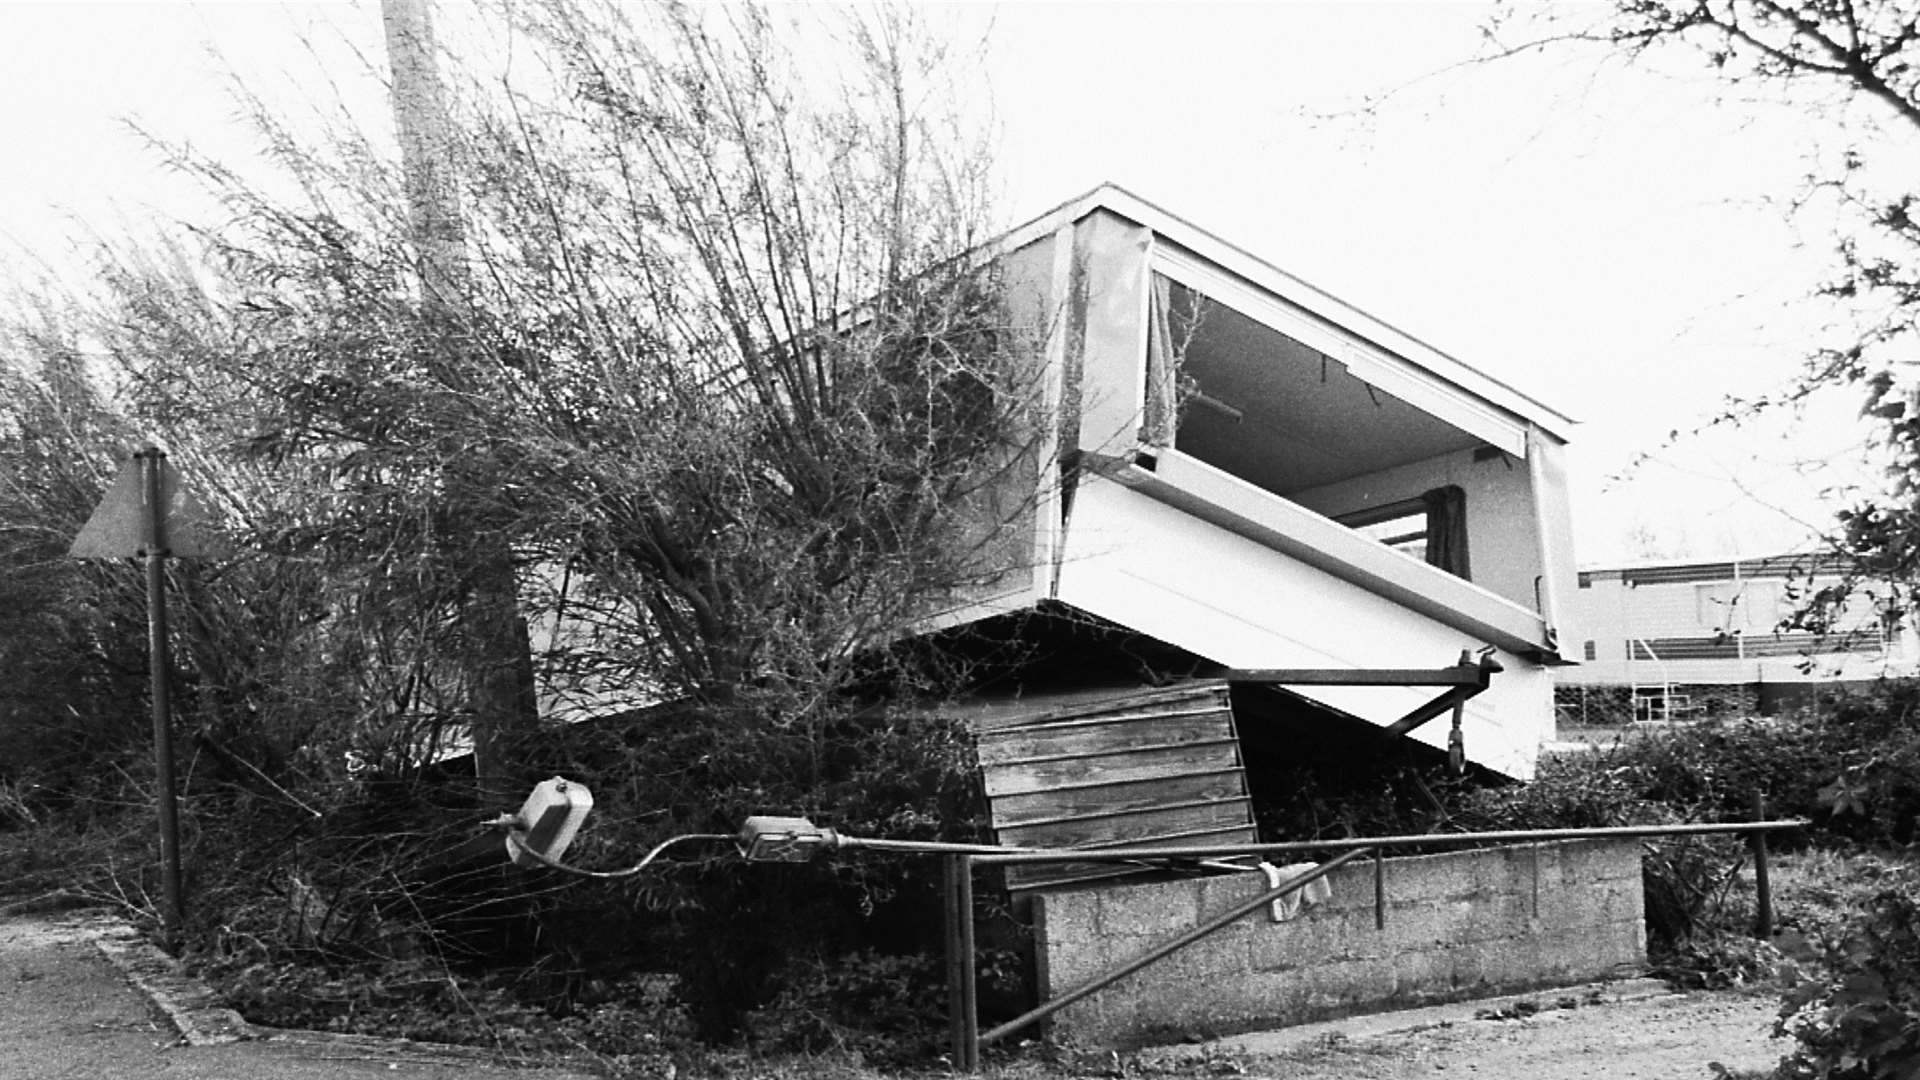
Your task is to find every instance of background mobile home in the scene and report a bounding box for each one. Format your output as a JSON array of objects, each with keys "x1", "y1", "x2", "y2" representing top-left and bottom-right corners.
[{"x1": 1557, "y1": 554, "x2": 1919, "y2": 721}]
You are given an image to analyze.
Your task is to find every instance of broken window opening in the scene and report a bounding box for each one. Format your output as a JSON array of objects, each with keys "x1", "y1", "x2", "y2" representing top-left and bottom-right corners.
[{"x1": 1149, "y1": 274, "x2": 1488, "y2": 555}]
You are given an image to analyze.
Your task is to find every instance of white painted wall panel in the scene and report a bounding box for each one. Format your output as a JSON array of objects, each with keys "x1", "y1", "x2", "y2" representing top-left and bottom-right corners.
[
  {"x1": 1072, "y1": 210, "x2": 1152, "y2": 456},
  {"x1": 1055, "y1": 475, "x2": 1553, "y2": 778},
  {"x1": 918, "y1": 229, "x2": 1061, "y2": 630},
  {"x1": 1526, "y1": 430, "x2": 1582, "y2": 653}
]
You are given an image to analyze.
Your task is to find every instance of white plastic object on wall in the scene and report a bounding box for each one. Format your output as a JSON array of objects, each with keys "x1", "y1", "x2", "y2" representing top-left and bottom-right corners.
[{"x1": 1260, "y1": 861, "x2": 1333, "y2": 922}]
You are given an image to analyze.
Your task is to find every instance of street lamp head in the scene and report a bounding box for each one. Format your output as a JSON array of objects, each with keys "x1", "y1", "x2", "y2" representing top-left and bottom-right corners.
[
  {"x1": 504, "y1": 777, "x2": 594, "y2": 868},
  {"x1": 737, "y1": 815, "x2": 840, "y2": 862}
]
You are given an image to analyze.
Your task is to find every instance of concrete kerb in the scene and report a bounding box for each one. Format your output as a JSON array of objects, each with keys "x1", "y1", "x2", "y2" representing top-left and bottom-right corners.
[
  {"x1": 83, "y1": 915, "x2": 258, "y2": 1046},
  {"x1": 1134, "y1": 976, "x2": 1677, "y2": 1065}
]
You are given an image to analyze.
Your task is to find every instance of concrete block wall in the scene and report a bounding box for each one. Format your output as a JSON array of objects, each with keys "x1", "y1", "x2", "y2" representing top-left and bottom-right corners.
[{"x1": 1029, "y1": 839, "x2": 1645, "y2": 1047}]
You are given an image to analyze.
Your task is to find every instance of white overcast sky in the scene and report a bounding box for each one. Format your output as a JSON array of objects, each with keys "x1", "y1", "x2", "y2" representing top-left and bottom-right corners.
[{"x1": 0, "y1": 1, "x2": 1888, "y2": 565}]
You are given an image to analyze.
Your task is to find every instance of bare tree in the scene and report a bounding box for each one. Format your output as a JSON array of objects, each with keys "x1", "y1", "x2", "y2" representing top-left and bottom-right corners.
[{"x1": 1, "y1": 3, "x2": 1037, "y2": 1016}]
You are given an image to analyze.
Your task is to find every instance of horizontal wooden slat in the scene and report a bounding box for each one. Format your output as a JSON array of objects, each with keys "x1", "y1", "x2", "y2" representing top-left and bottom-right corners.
[
  {"x1": 954, "y1": 682, "x2": 1230, "y2": 732},
  {"x1": 977, "y1": 702, "x2": 1228, "y2": 739},
  {"x1": 1004, "y1": 824, "x2": 1261, "y2": 890},
  {"x1": 991, "y1": 769, "x2": 1250, "y2": 826},
  {"x1": 982, "y1": 733, "x2": 1240, "y2": 772},
  {"x1": 1007, "y1": 863, "x2": 1154, "y2": 891},
  {"x1": 976, "y1": 710, "x2": 1236, "y2": 766},
  {"x1": 1071, "y1": 821, "x2": 1264, "y2": 852},
  {"x1": 996, "y1": 796, "x2": 1254, "y2": 849},
  {"x1": 982, "y1": 740, "x2": 1242, "y2": 797}
]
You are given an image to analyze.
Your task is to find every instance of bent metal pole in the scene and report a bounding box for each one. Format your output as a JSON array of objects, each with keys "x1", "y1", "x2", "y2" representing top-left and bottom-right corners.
[{"x1": 975, "y1": 849, "x2": 1372, "y2": 1054}]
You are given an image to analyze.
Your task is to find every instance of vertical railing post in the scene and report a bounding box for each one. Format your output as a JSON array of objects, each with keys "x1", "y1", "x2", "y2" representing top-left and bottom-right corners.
[
  {"x1": 1750, "y1": 792, "x2": 1773, "y2": 940},
  {"x1": 1530, "y1": 843, "x2": 1541, "y2": 918},
  {"x1": 943, "y1": 854, "x2": 979, "y2": 1071},
  {"x1": 1373, "y1": 850, "x2": 1385, "y2": 930}
]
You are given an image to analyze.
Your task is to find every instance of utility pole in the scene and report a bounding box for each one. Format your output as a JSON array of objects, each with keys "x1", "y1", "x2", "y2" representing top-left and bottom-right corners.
[
  {"x1": 382, "y1": 0, "x2": 469, "y2": 307},
  {"x1": 381, "y1": 0, "x2": 536, "y2": 788}
]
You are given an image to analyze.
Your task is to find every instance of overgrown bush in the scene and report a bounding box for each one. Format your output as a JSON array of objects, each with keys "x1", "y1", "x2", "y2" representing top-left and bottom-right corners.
[
  {"x1": 1508, "y1": 682, "x2": 1920, "y2": 852},
  {"x1": 1798, "y1": 683, "x2": 1920, "y2": 848},
  {"x1": 1585, "y1": 681, "x2": 1920, "y2": 849},
  {"x1": 163, "y1": 699, "x2": 988, "y2": 1055},
  {"x1": 470, "y1": 701, "x2": 989, "y2": 1043},
  {"x1": 1775, "y1": 865, "x2": 1920, "y2": 1080}
]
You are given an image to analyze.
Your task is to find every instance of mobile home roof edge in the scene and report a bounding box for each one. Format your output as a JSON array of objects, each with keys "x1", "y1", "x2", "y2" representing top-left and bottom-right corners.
[{"x1": 978, "y1": 183, "x2": 1579, "y2": 442}]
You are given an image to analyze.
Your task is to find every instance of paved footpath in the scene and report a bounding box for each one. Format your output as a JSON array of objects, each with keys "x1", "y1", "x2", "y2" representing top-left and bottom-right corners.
[{"x1": 0, "y1": 914, "x2": 594, "y2": 1080}]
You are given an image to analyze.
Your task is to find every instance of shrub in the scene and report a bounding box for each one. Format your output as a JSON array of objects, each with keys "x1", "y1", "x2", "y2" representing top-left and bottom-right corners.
[
  {"x1": 493, "y1": 703, "x2": 989, "y2": 1045},
  {"x1": 747, "y1": 949, "x2": 946, "y2": 1065},
  {"x1": 1512, "y1": 682, "x2": 1920, "y2": 850},
  {"x1": 1775, "y1": 866, "x2": 1920, "y2": 1080},
  {"x1": 166, "y1": 702, "x2": 988, "y2": 1057},
  {"x1": 1799, "y1": 683, "x2": 1920, "y2": 848}
]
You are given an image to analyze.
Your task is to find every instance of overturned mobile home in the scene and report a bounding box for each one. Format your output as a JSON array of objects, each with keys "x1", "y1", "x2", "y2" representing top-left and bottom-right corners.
[
  {"x1": 509, "y1": 186, "x2": 1604, "y2": 1042},
  {"x1": 921, "y1": 186, "x2": 1579, "y2": 865}
]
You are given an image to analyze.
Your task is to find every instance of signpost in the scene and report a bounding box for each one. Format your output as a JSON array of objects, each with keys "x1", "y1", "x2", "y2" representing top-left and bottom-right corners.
[{"x1": 69, "y1": 447, "x2": 226, "y2": 947}]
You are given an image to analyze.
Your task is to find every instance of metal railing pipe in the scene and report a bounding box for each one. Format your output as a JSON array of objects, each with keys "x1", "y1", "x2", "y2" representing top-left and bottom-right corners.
[
  {"x1": 972, "y1": 820, "x2": 1806, "y2": 867},
  {"x1": 838, "y1": 836, "x2": 1031, "y2": 856}
]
